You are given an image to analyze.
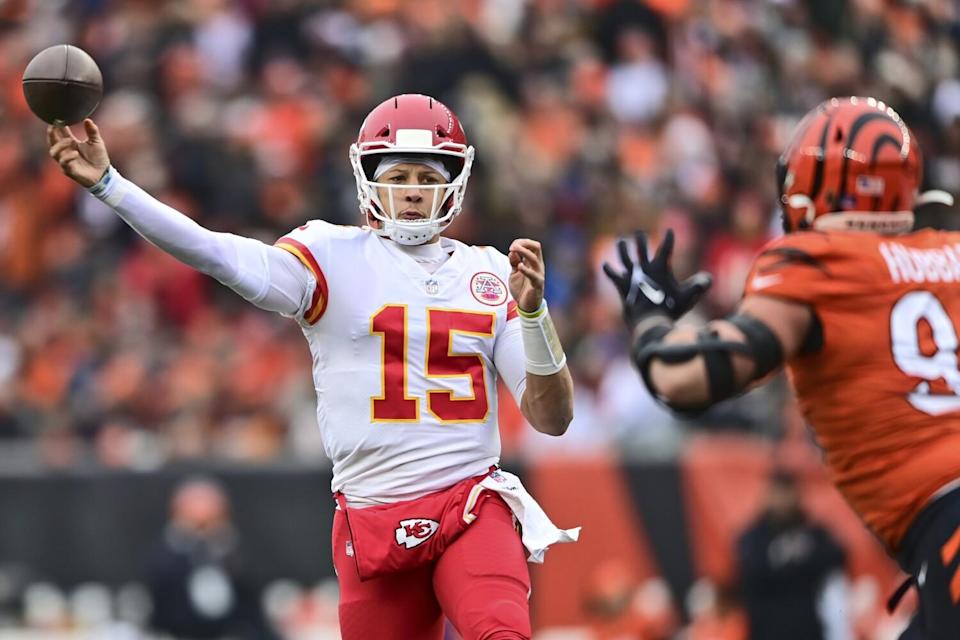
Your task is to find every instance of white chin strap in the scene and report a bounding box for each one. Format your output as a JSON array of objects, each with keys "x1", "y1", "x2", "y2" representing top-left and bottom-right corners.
[{"x1": 381, "y1": 217, "x2": 445, "y2": 246}]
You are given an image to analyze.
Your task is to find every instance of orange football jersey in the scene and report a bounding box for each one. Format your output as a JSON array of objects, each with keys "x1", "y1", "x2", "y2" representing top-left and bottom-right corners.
[{"x1": 744, "y1": 229, "x2": 960, "y2": 552}]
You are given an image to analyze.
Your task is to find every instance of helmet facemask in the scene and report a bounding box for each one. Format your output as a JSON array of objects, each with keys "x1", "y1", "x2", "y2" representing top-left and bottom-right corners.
[{"x1": 350, "y1": 145, "x2": 475, "y2": 246}]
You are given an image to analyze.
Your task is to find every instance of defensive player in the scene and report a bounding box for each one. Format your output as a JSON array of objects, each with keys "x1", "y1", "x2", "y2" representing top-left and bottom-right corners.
[
  {"x1": 604, "y1": 96, "x2": 958, "y2": 639},
  {"x1": 47, "y1": 94, "x2": 577, "y2": 640}
]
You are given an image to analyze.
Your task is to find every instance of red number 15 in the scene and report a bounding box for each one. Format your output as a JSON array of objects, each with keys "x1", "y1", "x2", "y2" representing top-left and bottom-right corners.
[{"x1": 370, "y1": 305, "x2": 495, "y2": 423}]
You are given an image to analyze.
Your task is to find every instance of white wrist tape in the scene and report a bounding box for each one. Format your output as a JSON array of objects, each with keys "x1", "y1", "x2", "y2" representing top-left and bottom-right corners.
[
  {"x1": 520, "y1": 301, "x2": 567, "y2": 376},
  {"x1": 88, "y1": 166, "x2": 130, "y2": 207}
]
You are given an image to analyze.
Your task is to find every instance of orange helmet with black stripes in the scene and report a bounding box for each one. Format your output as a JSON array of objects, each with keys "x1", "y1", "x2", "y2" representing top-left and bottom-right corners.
[{"x1": 777, "y1": 96, "x2": 921, "y2": 234}]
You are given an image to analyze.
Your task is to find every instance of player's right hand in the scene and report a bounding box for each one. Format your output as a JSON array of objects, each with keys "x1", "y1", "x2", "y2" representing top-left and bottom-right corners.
[
  {"x1": 603, "y1": 229, "x2": 712, "y2": 329},
  {"x1": 47, "y1": 118, "x2": 110, "y2": 188}
]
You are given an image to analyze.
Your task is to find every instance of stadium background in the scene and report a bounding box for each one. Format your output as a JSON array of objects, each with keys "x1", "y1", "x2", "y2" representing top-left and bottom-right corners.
[{"x1": 0, "y1": 0, "x2": 958, "y2": 637}]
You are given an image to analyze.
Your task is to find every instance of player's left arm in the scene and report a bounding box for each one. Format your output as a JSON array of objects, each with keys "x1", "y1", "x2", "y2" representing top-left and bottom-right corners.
[
  {"x1": 604, "y1": 230, "x2": 812, "y2": 412},
  {"x1": 508, "y1": 239, "x2": 574, "y2": 436},
  {"x1": 640, "y1": 295, "x2": 811, "y2": 407}
]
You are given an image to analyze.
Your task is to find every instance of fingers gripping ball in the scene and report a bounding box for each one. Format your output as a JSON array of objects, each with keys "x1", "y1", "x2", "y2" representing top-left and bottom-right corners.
[{"x1": 22, "y1": 45, "x2": 103, "y2": 125}]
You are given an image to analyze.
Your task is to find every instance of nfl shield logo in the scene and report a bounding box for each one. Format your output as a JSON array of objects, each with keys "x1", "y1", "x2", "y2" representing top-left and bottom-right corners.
[{"x1": 425, "y1": 279, "x2": 439, "y2": 295}]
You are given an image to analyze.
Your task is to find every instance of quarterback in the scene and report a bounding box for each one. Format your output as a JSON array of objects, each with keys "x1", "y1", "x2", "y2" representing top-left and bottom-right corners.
[
  {"x1": 605, "y1": 96, "x2": 958, "y2": 639},
  {"x1": 48, "y1": 94, "x2": 577, "y2": 640}
]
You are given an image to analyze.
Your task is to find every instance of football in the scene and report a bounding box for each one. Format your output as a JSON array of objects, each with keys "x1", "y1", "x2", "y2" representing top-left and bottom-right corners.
[{"x1": 21, "y1": 44, "x2": 103, "y2": 125}]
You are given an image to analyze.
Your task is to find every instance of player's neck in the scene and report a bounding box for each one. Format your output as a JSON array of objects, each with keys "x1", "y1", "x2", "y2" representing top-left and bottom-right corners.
[
  {"x1": 394, "y1": 238, "x2": 446, "y2": 257},
  {"x1": 389, "y1": 237, "x2": 452, "y2": 274}
]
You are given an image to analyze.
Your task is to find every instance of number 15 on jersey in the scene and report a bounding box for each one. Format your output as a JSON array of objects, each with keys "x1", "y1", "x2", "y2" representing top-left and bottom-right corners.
[{"x1": 370, "y1": 305, "x2": 495, "y2": 424}]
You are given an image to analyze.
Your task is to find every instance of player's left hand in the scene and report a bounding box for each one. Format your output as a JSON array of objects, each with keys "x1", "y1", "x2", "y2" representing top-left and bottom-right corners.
[
  {"x1": 509, "y1": 238, "x2": 545, "y2": 313},
  {"x1": 603, "y1": 229, "x2": 713, "y2": 330}
]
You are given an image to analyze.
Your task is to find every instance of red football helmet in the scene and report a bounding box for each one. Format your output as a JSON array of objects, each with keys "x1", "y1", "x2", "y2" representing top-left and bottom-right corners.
[
  {"x1": 777, "y1": 96, "x2": 923, "y2": 234},
  {"x1": 350, "y1": 94, "x2": 475, "y2": 245}
]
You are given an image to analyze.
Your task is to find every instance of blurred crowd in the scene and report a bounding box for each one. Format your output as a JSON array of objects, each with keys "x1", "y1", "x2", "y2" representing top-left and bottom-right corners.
[{"x1": 0, "y1": 0, "x2": 958, "y2": 470}]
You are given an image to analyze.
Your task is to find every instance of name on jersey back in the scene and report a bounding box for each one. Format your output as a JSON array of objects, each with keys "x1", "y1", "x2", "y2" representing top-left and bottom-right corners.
[{"x1": 879, "y1": 241, "x2": 960, "y2": 284}]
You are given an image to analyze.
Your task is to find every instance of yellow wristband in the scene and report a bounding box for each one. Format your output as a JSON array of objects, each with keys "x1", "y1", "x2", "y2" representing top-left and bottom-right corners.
[{"x1": 517, "y1": 300, "x2": 547, "y2": 319}]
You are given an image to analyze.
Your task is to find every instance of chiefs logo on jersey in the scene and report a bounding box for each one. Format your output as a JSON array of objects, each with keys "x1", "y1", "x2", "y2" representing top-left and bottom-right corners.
[{"x1": 395, "y1": 518, "x2": 440, "y2": 549}]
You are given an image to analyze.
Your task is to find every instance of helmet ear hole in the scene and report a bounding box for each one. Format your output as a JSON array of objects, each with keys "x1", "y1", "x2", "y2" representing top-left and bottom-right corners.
[
  {"x1": 377, "y1": 126, "x2": 390, "y2": 138},
  {"x1": 440, "y1": 157, "x2": 462, "y2": 179},
  {"x1": 361, "y1": 157, "x2": 379, "y2": 180},
  {"x1": 775, "y1": 160, "x2": 788, "y2": 200},
  {"x1": 436, "y1": 127, "x2": 448, "y2": 138}
]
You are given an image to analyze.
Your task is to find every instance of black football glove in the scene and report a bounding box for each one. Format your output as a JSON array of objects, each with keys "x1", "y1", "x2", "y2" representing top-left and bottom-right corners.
[{"x1": 602, "y1": 229, "x2": 713, "y2": 330}]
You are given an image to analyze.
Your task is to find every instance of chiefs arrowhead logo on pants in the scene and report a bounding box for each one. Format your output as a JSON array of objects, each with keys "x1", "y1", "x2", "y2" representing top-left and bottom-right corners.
[
  {"x1": 395, "y1": 518, "x2": 440, "y2": 549},
  {"x1": 333, "y1": 473, "x2": 493, "y2": 580}
]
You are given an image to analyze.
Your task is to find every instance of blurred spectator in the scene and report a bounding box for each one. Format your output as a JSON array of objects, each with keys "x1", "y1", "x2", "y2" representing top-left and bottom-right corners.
[
  {"x1": 684, "y1": 579, "x2": 748, "y2": 640},
  {"x1": 702, "y1": 188, "x2": 774, "y2": 316},
  {"x1": 144, "y1": 477, "x2": 279, "y2": 640},
  {"x1": 606, "y1": 26, "x2": 669, "y2": 124},
  {"x1": 582, "y1": 560, "x2": 678, "y2": 639},
  {"x1": 736, "y1": 470, "x2": 848, "y2": 640}
]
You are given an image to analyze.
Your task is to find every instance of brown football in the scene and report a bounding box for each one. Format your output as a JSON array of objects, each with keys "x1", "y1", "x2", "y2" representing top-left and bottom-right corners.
[{"x1": 22, "y1": 44, "x2": 103, "y2": 125}]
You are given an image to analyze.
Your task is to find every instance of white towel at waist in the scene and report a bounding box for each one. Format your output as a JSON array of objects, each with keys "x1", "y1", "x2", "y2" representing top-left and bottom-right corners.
[{"x1": 480, "y1": 468, "x2": 580, "y2": 563}]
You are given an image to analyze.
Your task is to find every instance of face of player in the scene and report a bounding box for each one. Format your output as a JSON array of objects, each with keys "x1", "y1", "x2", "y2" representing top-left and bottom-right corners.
[{"x1": 374, "y1": 162, "x2": 447, "y2": 223}]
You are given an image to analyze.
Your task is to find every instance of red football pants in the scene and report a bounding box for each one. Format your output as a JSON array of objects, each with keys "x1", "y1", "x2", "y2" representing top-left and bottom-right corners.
[{"x1": 333, "y1": 494, "x2": 532, "y2": 640}]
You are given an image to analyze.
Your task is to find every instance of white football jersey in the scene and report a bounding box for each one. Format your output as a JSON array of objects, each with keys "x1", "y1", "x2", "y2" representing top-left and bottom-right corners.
[{"x1": 275, "y1": 221, "x2": 526, "y2": 503}]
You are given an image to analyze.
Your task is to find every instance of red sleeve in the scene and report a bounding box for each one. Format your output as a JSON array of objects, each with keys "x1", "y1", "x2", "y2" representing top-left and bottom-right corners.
[
  {"x1": 506, "y1": 300, "x2": 518, "y2": 322},
  {"x1": 274, "y1": 235, "x2": 329, "y2": 324}
]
